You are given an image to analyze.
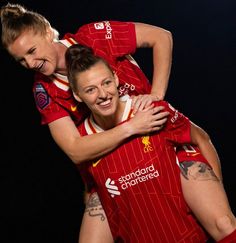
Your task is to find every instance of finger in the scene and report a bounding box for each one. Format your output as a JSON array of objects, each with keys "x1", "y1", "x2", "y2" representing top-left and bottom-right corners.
[
  {"x1": 132, "y1": 98, "x2": 143, "y2": 114},
  {"x1": 144, "y1": 99, "x2": 153, "y2": 109},
  {"x1": 138, "y1": 99, "x2": 148, "y2": 111},
  {"x1": 153, "y1": 111, "x2": 170, "y2": 119},
  {"x1": 141, "y1": 104, "x2": 154, "y2": 112},
  {"x1": 151, "y1": 105, "x2": 165, "y2": 113},
  {"x1": 151, "y1": 123, "x2": 166, "y2": 132},
  {"x1": 152, "y1": 117, "x2": 168, "y2": 127}
]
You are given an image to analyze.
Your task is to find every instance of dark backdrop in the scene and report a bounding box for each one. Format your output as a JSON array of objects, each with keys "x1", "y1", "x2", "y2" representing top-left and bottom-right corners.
[{"x1": 1, "y1": 0, "x2": 235, "y2": 242}]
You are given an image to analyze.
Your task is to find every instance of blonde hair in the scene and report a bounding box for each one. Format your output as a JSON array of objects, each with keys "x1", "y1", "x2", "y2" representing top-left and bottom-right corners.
[{"x1": 0, "y1": 3, "x2": 59, "y2": 48}]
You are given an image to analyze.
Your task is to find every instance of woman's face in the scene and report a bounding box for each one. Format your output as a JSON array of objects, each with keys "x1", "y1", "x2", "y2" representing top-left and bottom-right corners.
[
  {"x1": 7, "y1": 29, "x2": 59, "y2": 76},
  {"x1": 75, "y1": 61, "x2": 120, "y2": 119}
]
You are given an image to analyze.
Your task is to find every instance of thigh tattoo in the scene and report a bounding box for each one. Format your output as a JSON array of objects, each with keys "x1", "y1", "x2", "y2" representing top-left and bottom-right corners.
[
  {"x1": 85, "y1": 192, "x2": 106, "y2": 221},
  {"x1": 179, "y1": 161, "x2": 219, "y2": 181}
]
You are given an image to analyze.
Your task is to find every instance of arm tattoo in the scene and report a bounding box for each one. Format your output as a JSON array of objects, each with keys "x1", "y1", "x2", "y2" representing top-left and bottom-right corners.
[
  {"x1": 179, "y1": 161, "x2": 219, "y2": 181},
  {"x1": 85, "y1": 192, "x2": 106, "y2": 221}
]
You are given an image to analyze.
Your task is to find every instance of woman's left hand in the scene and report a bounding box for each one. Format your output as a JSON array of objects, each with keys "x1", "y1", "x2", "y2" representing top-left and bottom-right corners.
[{"x1": 131, "y1": 94, "x2": 160, "y2": 114}]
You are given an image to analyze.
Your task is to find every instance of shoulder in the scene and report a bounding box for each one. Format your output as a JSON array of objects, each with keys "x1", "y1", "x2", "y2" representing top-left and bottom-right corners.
[
  {"x1": 34, "y1": 72, "x2": 51, "y2": 84},
  {"x1": 77, "y1": 21, "x2": 134, "y2": 33},
  {"x1": 33, "y1": 72, "x2": 54, "y2": 97}
]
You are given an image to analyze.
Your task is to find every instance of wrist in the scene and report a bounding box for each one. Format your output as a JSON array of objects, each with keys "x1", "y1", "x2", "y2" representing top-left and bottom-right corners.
[
  {"x1": 119, "y1": 120, "x2": 135, "y2": 137},
  {"x1": 151, "y1": 90, "x2": 165, "y2": 101}
]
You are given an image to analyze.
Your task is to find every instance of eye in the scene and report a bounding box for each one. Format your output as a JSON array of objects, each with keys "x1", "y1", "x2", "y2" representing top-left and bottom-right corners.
[
  {"x1": 28, "y1": 47, "x2": 36, "y2": 54},
  {"x1": 103, "y1": 80, "x2": 112, "y2": 87},
  {"x1": 85, "y1": 87, "x2": 96, "y2": 94}
]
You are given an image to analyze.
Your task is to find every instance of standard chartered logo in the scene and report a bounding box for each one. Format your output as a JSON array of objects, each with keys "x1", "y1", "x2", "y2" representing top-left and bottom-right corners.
[
  {"x1": 105, "y1": 178, "x2": 121, "y2": 198},
  {"x1": 105, "y1": 164, "x2": 159, "y2": 197}
]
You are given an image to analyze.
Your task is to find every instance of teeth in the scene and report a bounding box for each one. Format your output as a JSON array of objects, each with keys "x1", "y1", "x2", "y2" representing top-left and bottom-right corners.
[
  {"x1": 37, "y1": 61, "x2": 44, "y2": 70},
  {"x1": 100, "y1": 100, "x2": 110, "y2": 106}
]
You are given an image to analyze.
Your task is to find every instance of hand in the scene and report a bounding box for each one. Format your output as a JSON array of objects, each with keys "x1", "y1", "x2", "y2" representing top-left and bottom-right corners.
[
  {"x1": 127, "y1": 104, "x2": 169, "y2": 135},
  {"x1": 131, "y1": 94, "x2": 159, "y2": 114}
]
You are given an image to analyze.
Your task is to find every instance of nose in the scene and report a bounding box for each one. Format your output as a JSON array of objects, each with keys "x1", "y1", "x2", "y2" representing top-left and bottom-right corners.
[{"x1": 98, "y1": 87, "x2": 107, "y2": 98}]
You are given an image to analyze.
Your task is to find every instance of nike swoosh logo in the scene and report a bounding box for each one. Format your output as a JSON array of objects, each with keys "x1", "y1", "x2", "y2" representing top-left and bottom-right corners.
[
  {"x1": 71, "y1": 105, "x2": 77, "y2": 112},
  {"x1": 93, "y1": 159, "x2": 101, "y2": 167}
]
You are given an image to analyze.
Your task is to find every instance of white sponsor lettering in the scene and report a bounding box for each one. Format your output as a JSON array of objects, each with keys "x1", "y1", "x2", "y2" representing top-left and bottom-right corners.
[
  {"x1": 170, "y1": 110, "x2": 179, "y2": 123},
  {"x1": 104, "y1": 21, "x2": 112, "y2": 39},
  {"x1": 105, "y1": 164, "x2": 159, "y2": 197},
  {"x1": 118, "y1": 82, "x2": 136, "y2": 96}
]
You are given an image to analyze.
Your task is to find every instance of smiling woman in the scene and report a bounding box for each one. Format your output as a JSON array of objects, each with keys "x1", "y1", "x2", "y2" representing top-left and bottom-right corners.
[
  {"x1": 1, "y1": 3, "x2": 172, "y2": 243},
  {"x1": 7, "y1": 29, "x2": 62, "y2": 75},
  {"x1": 2, "y1": 2, "x2": 235, "y2": 243},
  {"x1": 65, "y1": 43, "x2": 236, "y2": 242},
  {"x1": 65, "y1": 44, "x2": 121, "y2": 125}
]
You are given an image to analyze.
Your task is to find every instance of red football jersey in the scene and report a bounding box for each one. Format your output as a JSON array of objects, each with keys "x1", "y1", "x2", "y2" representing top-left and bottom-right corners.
[
  {"x1": 33, "y1": 21, "x2": 151, "y2": 125},
  {"x1": 77, "y1": 99, "x2": 209, "y2": 242}
]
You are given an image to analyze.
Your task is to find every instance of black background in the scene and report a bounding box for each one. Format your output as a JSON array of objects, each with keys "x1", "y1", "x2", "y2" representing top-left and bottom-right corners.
[{"x1": 1, "y1": 0, "x2": 236, "y2": 242}]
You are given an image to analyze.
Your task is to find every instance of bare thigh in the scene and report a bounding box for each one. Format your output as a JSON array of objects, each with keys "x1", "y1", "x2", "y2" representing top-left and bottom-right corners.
[{"x1": 180, "y1": 161, "x2": 236, "y2": 241}]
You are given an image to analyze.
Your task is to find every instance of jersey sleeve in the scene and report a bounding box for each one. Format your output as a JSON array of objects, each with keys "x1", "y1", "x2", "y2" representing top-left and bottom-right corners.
[
  {"x1": 33, "y1": 74, "x2": 69, "y2": 125},
  {"x1": 33, "y1": 72, "x2": 89, "y2": 125},
  {"x1": 176, "y1": 145, "x2": 209, "y2": 164},
  {"x1": 155, "y1": 100, "x2": 192, "y2": 145},
  {"x1": 157, "y1": 101, "x2": 210, "y2": 165},
  {"x1": 71, "y1": 21, "x2": 137, "y2": 57}
]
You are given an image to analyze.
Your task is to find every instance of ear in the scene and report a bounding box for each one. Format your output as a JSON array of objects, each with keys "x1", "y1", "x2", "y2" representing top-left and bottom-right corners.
[
  {"x1": 73, "y1": 91, "x2": 83, "y2": 103},
  {"x1": 45, "y1": 27, "x2": 54, "y2": 42},
  {"x1": 114, "y1": 72, "x2": 119, "y2": 87}
]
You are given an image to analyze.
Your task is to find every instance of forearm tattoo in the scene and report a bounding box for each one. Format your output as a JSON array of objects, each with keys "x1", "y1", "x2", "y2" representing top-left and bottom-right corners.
[
  {"x1": 179, "y1": 161, "x2": 219, "y2": 181},
  {"x1": 85, "y1": 192, "x2": 106, "y2": 221}
]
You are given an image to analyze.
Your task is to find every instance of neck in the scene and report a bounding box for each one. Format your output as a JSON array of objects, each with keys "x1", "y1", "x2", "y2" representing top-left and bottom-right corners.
[
  {"x1": 93, "y1": 101, "x2": 126, "y2": 130},
  {"x1": 54, "y1": 41, "x2": 68, "y2": 75}
]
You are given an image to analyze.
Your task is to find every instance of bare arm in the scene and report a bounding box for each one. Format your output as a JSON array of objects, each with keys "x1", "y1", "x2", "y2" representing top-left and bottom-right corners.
[
  {"x1": 49, "y1": 105, "x2": 169, "y2": 164},
  {"x1": 135, "y1": 22, "x2": 173, "y2": 100},
  {"x1": 190, "y1": 122, "x2": 222, "y2": 180}
]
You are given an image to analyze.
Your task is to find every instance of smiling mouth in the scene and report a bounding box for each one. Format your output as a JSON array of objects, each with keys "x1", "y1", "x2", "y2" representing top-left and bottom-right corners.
[
  {"x1": 36, "y1": 60, "x2": 45, "y2": 71},
  {"x1": 99, "y1": 99, "x2": 111, "y2": 106},
  {"x1": 97, "y1": 98, "x2": 113, "y2": 107}
]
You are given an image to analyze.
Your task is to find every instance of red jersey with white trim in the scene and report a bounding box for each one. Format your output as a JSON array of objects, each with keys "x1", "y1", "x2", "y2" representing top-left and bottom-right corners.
[
  {"x1": 77, "y1": 99, "x2": 209, "y2": 243},
  {"x1": 33, "y1": 21, "x2": 151, "y2": 125}
]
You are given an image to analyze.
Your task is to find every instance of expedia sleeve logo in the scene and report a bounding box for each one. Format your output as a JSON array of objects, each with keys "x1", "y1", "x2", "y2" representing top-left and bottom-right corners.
[
  {"x1": 94, "y1": 21, "x2": 112, "y2": 39},
  {"x1": 94, "y1": 22, "x2": 104, "y2": 30},
  {"x1": 170, "y1": 110, "x2": 179, "y2": 123}
]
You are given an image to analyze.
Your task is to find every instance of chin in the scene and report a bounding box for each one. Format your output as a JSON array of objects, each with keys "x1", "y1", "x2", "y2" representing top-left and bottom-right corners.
[
  {"x1": 97, "y1": 110, "x2": 114, "y2": 117},
  {"x1": 42, "y1": 69, "x2": 54, "y2": 76}
]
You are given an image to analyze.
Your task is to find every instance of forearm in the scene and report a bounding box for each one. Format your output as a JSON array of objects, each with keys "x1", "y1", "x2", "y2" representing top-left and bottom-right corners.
[
  {"x1": 49, "y1": 107, "x2": 161, "y2": 164},
  {"x1": 70, "y1": 122, "x2": 135, "y2": 164},
  {"x1": 151, "y1": 31, "x2": 173, "y2": 100},
  {"x1": 135, "y1": 22, "x2": 173, "y2": 100},
  {"x1": 151, "y1": 31, "x2": 173, "y2": 99},
  {"x1": 50, "y1": 118, "x2": 134, "y2": 164}
]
